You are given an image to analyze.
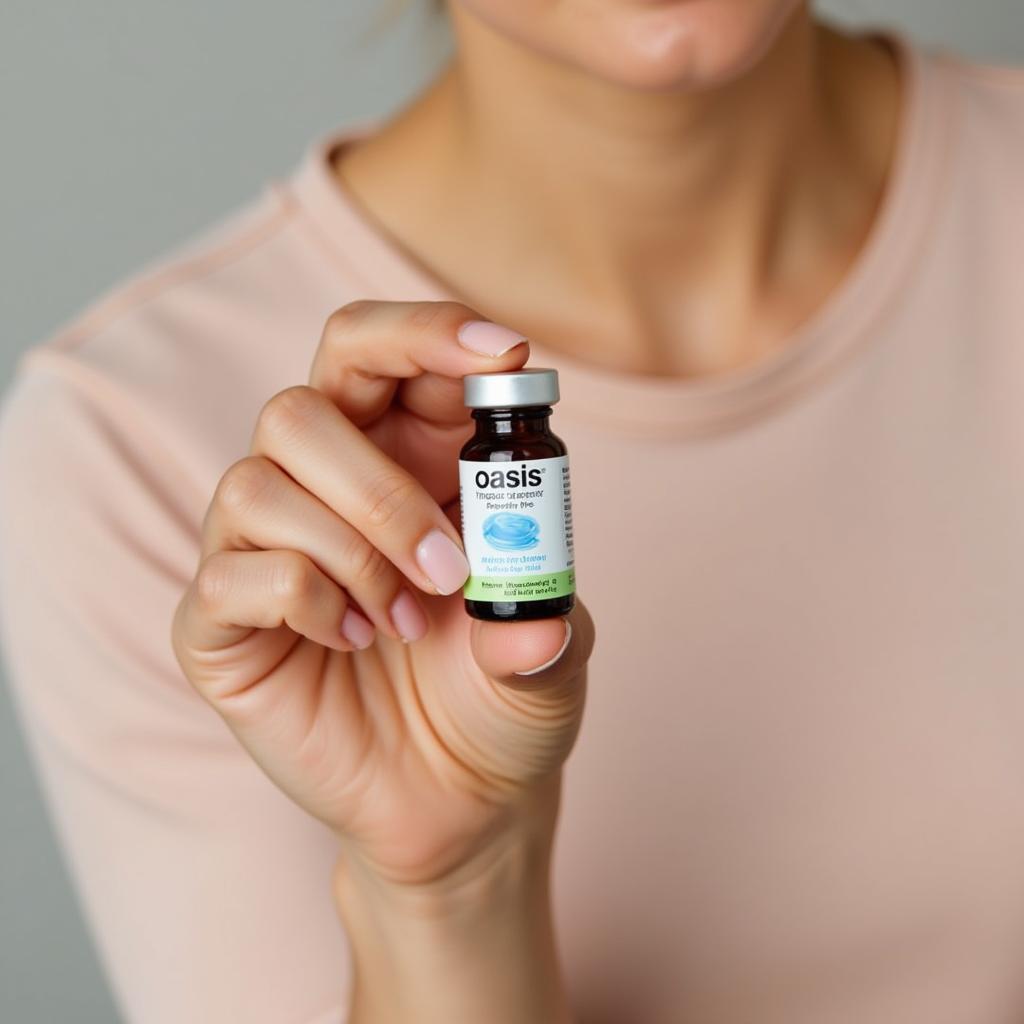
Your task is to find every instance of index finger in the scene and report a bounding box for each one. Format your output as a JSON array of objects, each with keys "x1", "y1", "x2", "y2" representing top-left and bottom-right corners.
[{"x1": 309, "y1": 300, "x2": 531, "y2": 428}]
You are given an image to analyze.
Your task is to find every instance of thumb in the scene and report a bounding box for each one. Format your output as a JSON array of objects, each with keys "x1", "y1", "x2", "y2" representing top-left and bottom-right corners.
[{"x1": 469, "y1": 601, "x2": 594, "y2": 690}]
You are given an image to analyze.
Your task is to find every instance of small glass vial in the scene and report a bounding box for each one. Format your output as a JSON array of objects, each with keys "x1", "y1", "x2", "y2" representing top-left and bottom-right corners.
[{"x1": 459, "y1": 368, "x2": 575, "y2": 622}]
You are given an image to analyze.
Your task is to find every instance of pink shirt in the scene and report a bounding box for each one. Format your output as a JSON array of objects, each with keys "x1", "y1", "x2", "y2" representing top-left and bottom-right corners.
[{"x1": 2, "y1": 36, "x2": 1024, "y2": 1024}]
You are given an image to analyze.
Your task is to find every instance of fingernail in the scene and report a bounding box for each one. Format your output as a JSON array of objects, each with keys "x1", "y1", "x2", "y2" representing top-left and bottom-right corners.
[
  {"x1": 389, "y1": 588, "x2": 428, "y2": 643},
  {"x1": 515, "y1": 620, "x2": 572, "y2": 676},
  {"x1": 457, "y1": 320, "x2": 528, "y2": 357},
  {"x1": 415, "y1": 529, "x2": 470, "y2": 595},
  {"x1": 340, "y1": 607, "x2": 376, "y2": 650}
]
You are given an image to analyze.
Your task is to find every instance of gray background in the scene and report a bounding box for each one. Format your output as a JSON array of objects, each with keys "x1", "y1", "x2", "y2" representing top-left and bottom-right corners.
[{"x1": 1, "y1": 2, "x2": 1021, "y2": 1020}]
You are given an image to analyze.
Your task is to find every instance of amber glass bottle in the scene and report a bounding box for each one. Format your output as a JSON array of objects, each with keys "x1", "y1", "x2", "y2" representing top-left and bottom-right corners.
[{"x1": 458, "y1": 368, "x2": 575, "y2": 622}]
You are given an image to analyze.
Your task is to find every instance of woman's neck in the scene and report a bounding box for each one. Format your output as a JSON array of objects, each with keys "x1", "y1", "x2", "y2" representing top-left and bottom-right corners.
[{"x1": 334, "y1": 10, "x2": 900, "y2": 377}]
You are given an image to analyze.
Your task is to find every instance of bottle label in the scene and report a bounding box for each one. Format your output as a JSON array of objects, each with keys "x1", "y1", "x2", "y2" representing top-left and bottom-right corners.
[{"x1": 458, "y1": 455, "x2": 575, "y2": 603}]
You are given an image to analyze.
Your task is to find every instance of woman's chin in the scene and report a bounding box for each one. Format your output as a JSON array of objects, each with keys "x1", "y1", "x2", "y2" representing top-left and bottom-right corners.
[
  {"x1": 569, "y1": 1, "x2": 805, "y2": 91},
  {"x1": 457, "y1": 0, "x2": 807, "y2": 94}
]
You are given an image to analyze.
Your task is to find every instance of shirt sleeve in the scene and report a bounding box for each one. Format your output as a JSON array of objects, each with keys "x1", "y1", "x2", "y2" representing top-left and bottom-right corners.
[{"x1": 0, "y1": 350, "x2": 350, "y2": 1024}]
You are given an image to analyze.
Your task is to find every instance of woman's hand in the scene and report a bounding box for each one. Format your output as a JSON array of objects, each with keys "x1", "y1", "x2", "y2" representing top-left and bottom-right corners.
[{"x1": 170, "y1": 299, "x2": 593, "y2": 900}]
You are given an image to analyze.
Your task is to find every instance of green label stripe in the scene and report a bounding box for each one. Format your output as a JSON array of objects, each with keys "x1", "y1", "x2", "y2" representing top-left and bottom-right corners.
[{"x1": 463, "y1": 569, "x2": 575, "y2": 602}]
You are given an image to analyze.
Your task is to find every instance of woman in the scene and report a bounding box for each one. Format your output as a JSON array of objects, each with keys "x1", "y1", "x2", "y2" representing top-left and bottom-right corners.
[{"x1": 1, "y1": 1, "x2": 1023, "y2": 1021}]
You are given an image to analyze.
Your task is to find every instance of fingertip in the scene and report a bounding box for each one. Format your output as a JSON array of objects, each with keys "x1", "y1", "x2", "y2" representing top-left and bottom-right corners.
[
  {"x1": 340, "y1": 607, "x2": 376, "y2": 650},
  {"x1": 456, "y1": 320, "x2": 530, "y2": 359},
  {"x1": 514, "y1": 620, "x2": 572, "y2": 676},
  {"x1": 471, "y1": 615, "x2": 574, "y2": 681},
  {"x1": 389, "y1": 588, "x2": 429, "y2": 643},
  {"x1": 415, "y1": 528, "x2": 471, "y2": 596}
]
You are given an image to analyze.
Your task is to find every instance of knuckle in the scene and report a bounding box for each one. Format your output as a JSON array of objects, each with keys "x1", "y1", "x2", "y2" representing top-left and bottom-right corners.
[
  {"x1": 217, "y1": 456, "x2": 277, "y2": 517},
  {"x1": 345, "y1": 537, "x2": 391, "y2": 587},
  {"x1": 256, "y1": 386, "x2": 322, "y2": 446},
  {"x1": 195, "y1": 553, "x2": 233, "y2": 613},
  {"x1": 363, "y1": 472, "x2": 418, "y2": 529},
  {"x1": 271, "y1": 551, "x2": 319, "y2": 604},
  {"x1": 325, "y1": 300, "x2": 376, "y2": 339},
  {"x1": 406, "y1": 300, "x2": 475, "y2": 332}
]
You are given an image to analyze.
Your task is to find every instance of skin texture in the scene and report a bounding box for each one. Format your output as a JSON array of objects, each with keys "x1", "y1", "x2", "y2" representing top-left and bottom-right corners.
[{"x1": 173, "y1": 1, "x2": 902, "y2": 1019}]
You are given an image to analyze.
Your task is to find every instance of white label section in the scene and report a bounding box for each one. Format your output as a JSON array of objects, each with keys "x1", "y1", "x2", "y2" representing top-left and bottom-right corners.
[{"x1": 458, "y1": 456, "x2": 575, "y2": 599}]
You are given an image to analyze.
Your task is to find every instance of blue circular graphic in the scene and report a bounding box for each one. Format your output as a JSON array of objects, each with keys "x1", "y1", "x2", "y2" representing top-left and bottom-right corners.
[{"x1": 482, "y1": 512, "x2": 540, "y2": 551}]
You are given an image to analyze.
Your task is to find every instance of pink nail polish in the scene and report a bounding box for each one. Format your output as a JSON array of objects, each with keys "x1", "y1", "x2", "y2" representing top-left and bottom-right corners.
[
  {"x1": 415, "y1": 529, "x2": 470, "y2": 595},
  {"x1": 340, "y1": 608, "x2": 375, "y2": 650},
  {"x1": 389, "y1": 589, "x2": 428, "y2": 643},
  {"x1": 457, "y1": 320, "x2": 528, "y2": 357}
]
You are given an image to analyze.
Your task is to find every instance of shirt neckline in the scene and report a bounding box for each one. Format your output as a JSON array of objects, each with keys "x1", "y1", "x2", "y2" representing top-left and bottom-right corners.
[{"x1": 285, "y1": 34, "x2": 955, "y2": 439}]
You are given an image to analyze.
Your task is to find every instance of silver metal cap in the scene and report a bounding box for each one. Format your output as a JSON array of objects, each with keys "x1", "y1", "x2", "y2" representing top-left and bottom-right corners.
[{"x1": 463, "y1": 368, "x2": 560, "y2": 409}]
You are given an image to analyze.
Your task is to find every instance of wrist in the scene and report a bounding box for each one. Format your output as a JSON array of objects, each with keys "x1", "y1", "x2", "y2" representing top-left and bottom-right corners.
[{"x1": 334, "y1": 783, "x2": 572, "y2": 1023}]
